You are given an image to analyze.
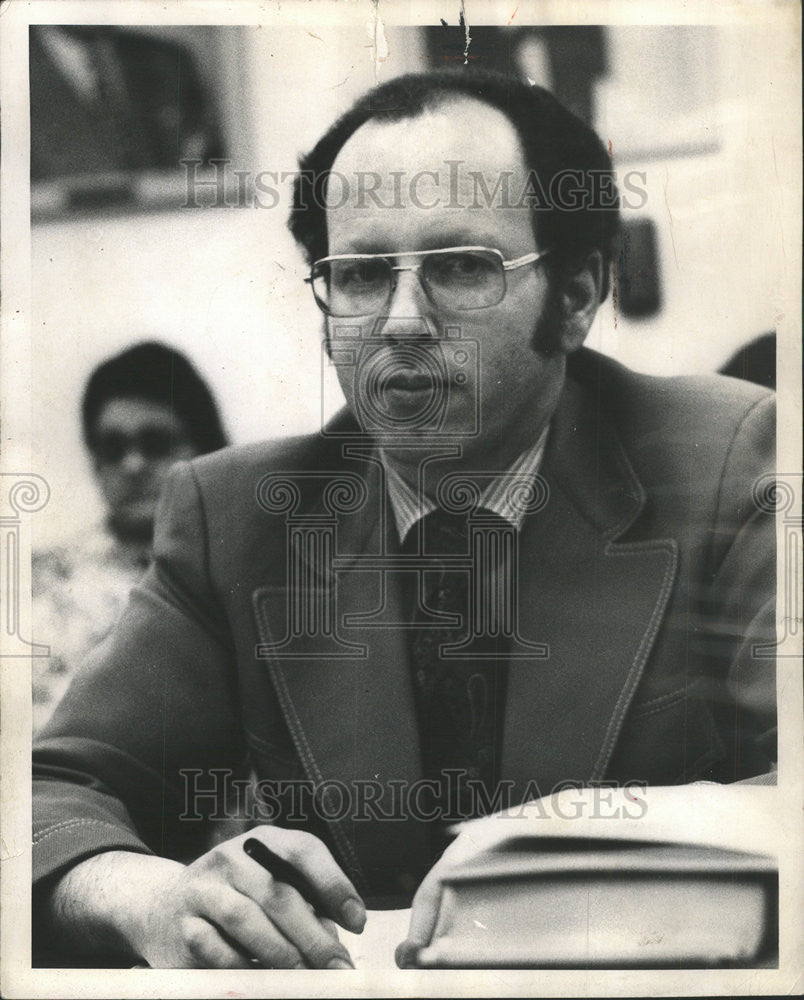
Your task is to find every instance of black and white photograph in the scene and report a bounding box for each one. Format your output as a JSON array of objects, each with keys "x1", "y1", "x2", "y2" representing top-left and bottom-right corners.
[{"x1": 1, "y1": 1, "x2": 801, "y2": 996}]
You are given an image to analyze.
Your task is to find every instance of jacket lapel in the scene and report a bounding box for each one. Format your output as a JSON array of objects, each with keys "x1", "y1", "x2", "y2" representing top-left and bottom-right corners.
[
  {"x1": 501, "y1": 370, "x2": 678, "y2": 798},
  {"x1": 252, "y1": 451, "x2": 430, "y2": 896}
]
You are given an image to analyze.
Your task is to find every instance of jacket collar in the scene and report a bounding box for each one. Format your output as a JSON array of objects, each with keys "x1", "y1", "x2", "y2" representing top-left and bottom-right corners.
[{"x1": 544, "y1": 350, "x2": 646, "y2": 540}]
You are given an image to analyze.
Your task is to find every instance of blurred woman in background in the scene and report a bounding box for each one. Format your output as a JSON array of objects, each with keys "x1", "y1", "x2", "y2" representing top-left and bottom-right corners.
[{"x1": 32, "y1": 341, "x2": 228, "y2": 733}]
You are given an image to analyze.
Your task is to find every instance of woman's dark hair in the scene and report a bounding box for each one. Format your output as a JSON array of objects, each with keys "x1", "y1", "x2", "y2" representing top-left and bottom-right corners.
[
  {"x1": 288, "y1": 69, "x2": 620, "y2": 300},
  {"x1": 82, "y1": 341, "x2": 228, "y2": 455}
]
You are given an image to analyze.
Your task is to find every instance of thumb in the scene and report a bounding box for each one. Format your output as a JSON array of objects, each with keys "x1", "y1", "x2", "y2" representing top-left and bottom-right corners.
[{"x1": 394, "y1": 871, "x2": 443, "y2": 969}]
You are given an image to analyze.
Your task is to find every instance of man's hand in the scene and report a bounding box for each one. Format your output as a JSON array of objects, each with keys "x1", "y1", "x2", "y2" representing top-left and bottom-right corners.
[
  {"x1": 395, "y1": 830, "x2": 481, "y2": 969},
  {"x1": 46, "y1": 827, "x2": 366, "y2": 968}
]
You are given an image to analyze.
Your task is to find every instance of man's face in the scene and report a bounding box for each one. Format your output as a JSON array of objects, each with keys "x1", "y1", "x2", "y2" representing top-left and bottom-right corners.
[
  {"x1": 91, "y1": 397, "x2": 197, "y2": 542},
  {"x1": 324, "y1": 96, "x2": 571, "y2": 474}
]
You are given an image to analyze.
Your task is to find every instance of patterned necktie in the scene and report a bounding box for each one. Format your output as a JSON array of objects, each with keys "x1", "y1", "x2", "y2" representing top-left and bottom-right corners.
[{"x1": 405, "y1": 508, "x2": 512, "y2": 832}]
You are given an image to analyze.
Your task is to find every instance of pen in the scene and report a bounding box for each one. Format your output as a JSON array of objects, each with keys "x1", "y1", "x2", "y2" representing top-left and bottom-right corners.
[
  {"x1": 243, "y1": 835, "x2": 364, "y2": 972},
  {"x1": 243, "y1": 836, "x2": 320, "y2": 912}
]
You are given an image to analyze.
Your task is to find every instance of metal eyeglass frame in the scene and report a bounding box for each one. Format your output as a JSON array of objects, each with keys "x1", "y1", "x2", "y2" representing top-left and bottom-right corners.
[{"x1": 305, "y1": 245, "x2": 553, "y2": 316}]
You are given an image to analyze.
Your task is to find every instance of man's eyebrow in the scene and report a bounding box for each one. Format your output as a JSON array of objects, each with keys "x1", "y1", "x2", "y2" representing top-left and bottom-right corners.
[
  {"x1": 418, "y1": 232, "x2": 502, "y2": 251},
  {"x1": 331, "y1": 240, "x2": 390, "y2": 256}
]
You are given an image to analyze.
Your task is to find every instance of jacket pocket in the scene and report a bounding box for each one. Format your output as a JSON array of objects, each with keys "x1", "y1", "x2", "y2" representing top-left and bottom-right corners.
[
  {"x1": 608, "y1": 686, "x2": 727, "y2": 784},
  {"x1": 244, "y1": 726, "x2": 306, "y2": 783}
]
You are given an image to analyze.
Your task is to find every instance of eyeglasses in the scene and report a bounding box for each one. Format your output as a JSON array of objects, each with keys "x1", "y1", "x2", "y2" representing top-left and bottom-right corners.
[
  {"x1": 93, "y1": 428, "x2": 180, "y2": 465},
  {"x1": 306, "y1": 246, "x2": 552, "y2": 317}
]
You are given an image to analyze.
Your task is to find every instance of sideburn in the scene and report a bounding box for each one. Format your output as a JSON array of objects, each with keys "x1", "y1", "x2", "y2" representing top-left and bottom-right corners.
[{"x1": 529, "y1": 276, "x2": 566, "y2": 357}]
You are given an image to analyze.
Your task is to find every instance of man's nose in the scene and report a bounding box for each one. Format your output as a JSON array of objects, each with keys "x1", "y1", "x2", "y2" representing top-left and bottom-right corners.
[
  {"x1": 120, "y1": 449, "x2": 149, "y2": 474},
  {"x1": 377, "y1": 268, "x2": 436, "y2": 340}
]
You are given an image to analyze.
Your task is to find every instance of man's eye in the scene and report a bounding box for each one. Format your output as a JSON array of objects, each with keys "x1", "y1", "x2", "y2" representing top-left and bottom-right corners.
[
  {"x1": 331, "y1": 260, "x2": 387, "y2": 288},
  {"x1": 430, "y1": 253, "x2": 493, "y2": 283}
]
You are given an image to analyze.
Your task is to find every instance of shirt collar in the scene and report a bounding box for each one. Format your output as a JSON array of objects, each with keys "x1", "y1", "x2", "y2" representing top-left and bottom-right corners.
[{"x1": 381, "y1": 423, "x2": 550, "y2": 544}]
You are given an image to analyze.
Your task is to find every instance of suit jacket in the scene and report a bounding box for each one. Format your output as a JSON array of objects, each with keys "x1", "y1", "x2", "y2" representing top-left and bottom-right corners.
[{"x1": 33, "y1": 349, "x2": 776, "y2": 902}]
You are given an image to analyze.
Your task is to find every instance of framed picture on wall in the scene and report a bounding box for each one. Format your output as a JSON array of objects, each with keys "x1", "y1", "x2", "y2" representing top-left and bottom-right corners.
[{"x1": 30, "y1": 24, "x2": 251, "y2": 218}]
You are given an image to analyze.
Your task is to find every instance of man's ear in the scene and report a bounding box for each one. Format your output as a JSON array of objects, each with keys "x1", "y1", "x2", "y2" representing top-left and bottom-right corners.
[{"x1": 556, "y1": 249, "x2": 604, "y2": 354}]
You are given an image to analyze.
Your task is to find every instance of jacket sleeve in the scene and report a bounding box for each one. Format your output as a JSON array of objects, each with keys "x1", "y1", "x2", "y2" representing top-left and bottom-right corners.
[
  {"x1": 698, "y1": 391, "x2": 778, "y2": 773},
  {"x1": 33, "y1": 461, "x2": 249, "y2": 886}
]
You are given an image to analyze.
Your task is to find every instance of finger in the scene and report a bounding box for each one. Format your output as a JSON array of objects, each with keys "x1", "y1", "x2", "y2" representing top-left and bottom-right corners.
[
  {"x1": 319, "y1": 916, "x2": 340, "y2": 941},
  {"x1": 257, "y1": 878, "x2": 355, "y2": 969},
  {"x1": 178, "y1": 915, "x2": 254, "y2": 969},
  {"x1": 254, "y1": 827, "x2": 366, "y2": 933},
  {"x1": 222, "y1": 846, "x2": 354, "y2": 967},
  {"x1": 197, "y1": 885, "x2": 306, "y2": 969},
  {"x1": 395, "y1": 871, "x2": 443, "y2": 969}
]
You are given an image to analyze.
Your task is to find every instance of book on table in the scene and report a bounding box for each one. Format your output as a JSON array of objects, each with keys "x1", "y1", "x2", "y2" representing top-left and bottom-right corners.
[{"x1": 414, "y1": 784, "x2": 779, "y2": 969}]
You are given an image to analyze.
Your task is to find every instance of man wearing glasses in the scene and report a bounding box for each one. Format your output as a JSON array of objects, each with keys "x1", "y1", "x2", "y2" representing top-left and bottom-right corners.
[{"x1": 33, "y1": 71, "x2": 776, "y2": 969}]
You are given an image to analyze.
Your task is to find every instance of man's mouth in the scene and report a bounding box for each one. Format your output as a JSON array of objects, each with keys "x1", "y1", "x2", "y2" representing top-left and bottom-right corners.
[{"x1": 383, "y1": 370, "x2": 438, "y2": 391}]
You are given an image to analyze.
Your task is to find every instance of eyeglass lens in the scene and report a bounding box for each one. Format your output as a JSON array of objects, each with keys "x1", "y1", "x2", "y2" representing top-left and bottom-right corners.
[
  {"x1": 94, "y1": 428, "x2": 177, "y2": 464},
  {"x1": 312, "y1": 250, "x2": 505, "y2": 316}
]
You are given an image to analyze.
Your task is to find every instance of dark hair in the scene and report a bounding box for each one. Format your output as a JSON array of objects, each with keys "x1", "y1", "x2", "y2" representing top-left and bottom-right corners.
[
  {"x1": 82, "y1": 341, "x2": 228, "y2": 455},
  {"x1": 288, "y1": 69, "x2": 620, "y2": 300}
]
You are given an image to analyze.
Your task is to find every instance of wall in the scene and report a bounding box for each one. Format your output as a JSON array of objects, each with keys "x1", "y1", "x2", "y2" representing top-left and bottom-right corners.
[
  {"x1": 31, "y1": 23, "x2": 793, "y2": 544},
  {"x1": 590, "y1": 24, "x2": 791, "y2": 375}
]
